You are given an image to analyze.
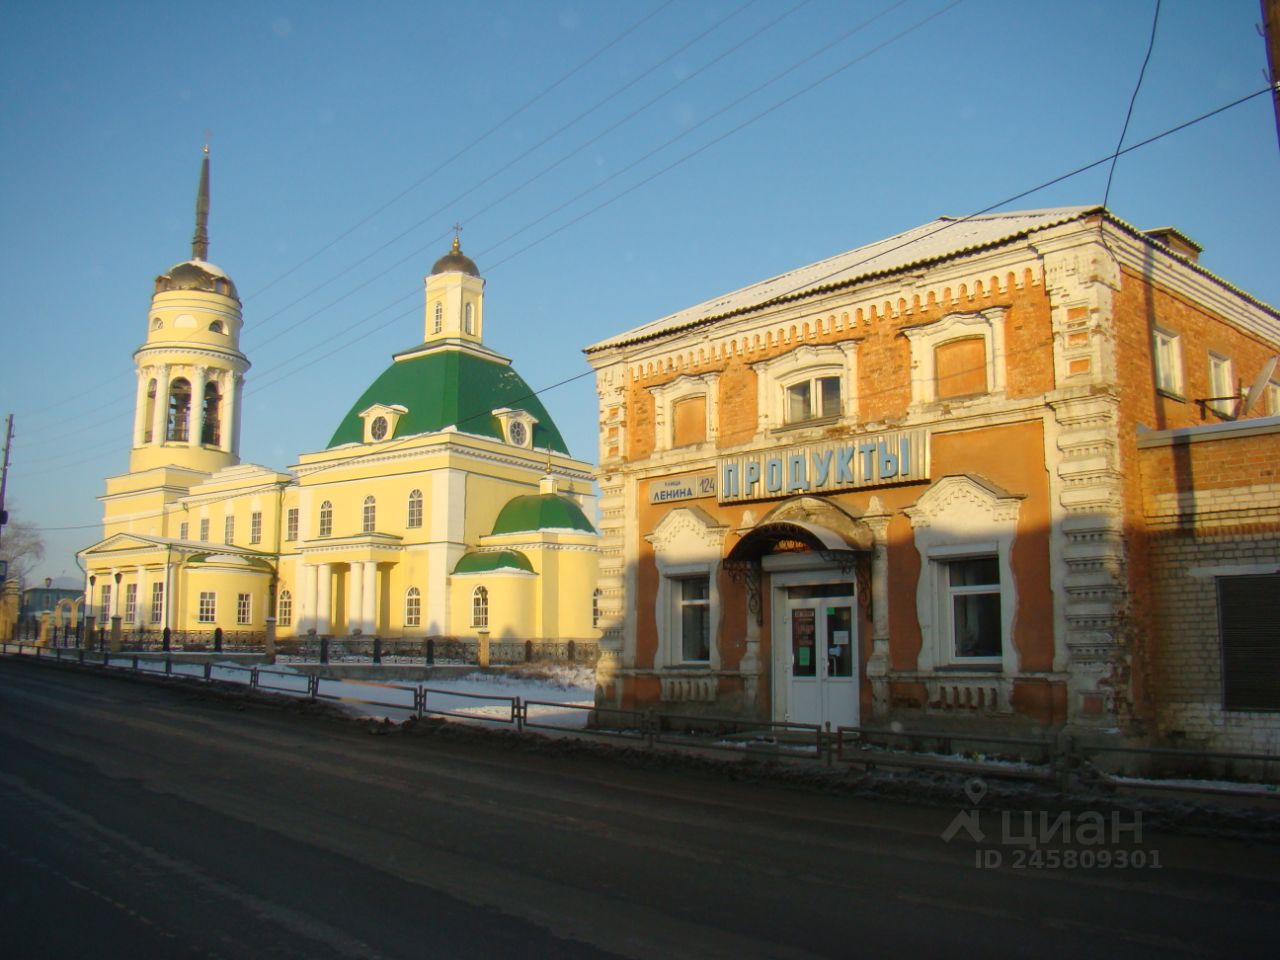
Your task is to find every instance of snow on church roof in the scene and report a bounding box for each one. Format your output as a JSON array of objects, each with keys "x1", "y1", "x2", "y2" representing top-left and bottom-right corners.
[{"x1": 586, "y1": 207, "x2": 1102, "y2": 352}]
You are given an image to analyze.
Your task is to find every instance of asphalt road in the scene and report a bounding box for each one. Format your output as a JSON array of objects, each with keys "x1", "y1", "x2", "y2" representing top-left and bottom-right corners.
[{"x1": 1, "y1": 658, "x2": 1276, "y2": 959}]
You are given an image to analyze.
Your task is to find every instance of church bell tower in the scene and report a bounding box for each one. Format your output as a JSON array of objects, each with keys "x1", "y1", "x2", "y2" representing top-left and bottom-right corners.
[{"x1": 129, "y1": 148, "x2": 250, "y2": 474}]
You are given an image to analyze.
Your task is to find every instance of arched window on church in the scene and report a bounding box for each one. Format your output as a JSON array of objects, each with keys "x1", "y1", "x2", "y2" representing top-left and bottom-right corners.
[
  {"x1": 144, "y1": 379, "x2": 157, "y2": 442},
  {"x1": 593, "y1": 588, "x2": 602, "y2": 629},
  {"x1": 405, "y1": 587, "x2": 421, "y2": 628},
  {"x1": 209, "y1": 320, "x2": 225, "y2": 334},
  {"x1": 472, "y1": 586, "x2": 488, "y2": 629},
  {"x1": 319, "y1": 501, "x2": 333, "y2": 538},
  {"x1": 151, "y1": 317, "x2": 163, "y2": 331},
  {"x1": 167, "y1": 378, "x2": 192, "y2": 442},
  {"x1": 433, "y1": 301, "x2": 443, "y2": 334},
  {"x1": 277, "y1": 590, "x2": 292, "y2": 627},
  {"x1": 362, "y1": 496, "x2": 376, "y2": 533},
  {"x1": 407, "y1": 489, "x2": 423, "y2": 528},
  {"x1": 202, "y1": 381, "x2": 221, "y2": 446},
  {"x1": 464, "y1": 302, "x2": 474, "y2": 335}
]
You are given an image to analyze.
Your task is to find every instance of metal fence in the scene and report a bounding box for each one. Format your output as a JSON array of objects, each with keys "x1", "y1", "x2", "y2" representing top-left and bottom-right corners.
[{"x1": 2, "y1": 640, "x2": 1276, "y2": 790}]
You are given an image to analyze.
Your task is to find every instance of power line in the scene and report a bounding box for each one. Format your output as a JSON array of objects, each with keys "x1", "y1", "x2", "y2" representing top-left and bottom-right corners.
[
  {"x1": 21, "y1": 83, "x2": 1273, "y2": 529},
  {"x1": 1104, "y1": 0, "x2": 1162, "y2": 210},
  {"x1": 241, "y1": 0, "x2": 680, "y2": 306}
]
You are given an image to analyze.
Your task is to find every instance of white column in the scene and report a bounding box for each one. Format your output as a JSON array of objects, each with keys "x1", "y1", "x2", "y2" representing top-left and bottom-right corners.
[
  {"x1": 133, "y1": 370, "x2": 149, "y2": 446},
  {"x1": 229, "y1": 374, "x2": 244, "y2": 457},
  {"x1": 217, "y1": 371, "x2": 232, "y2": 455},
  {"x1": 348, "y1": 563, "x2": 364, "y2": 635},
  {"x1": 135, "y1": 564, "x2": 147, "y2": 626},
  {"x1": 300, "y1": 563, "x2": 317, "y2": 633},
  {"x1": 315, "y1": 563, "x2": 332, "y2": 635},
  {"x1": 151, "y1": 364, "x2": 170, "y2": 443},
  {"x1": 362, "y1": 561, "x2": 378, "y2": 636},
  {"x1": 189, "y1": 365, "x2": 207, "y2": 447}
]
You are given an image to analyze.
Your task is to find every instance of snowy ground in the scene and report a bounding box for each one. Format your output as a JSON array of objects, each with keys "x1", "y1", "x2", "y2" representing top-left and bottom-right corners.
[{"x1": 101, "y1": 656, "x2": 597, "y2": 728}]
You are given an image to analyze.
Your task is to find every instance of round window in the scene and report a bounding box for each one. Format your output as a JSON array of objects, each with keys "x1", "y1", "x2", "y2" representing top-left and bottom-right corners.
[{"x1": 371, "y1": 416, "x2": 388, "y2": 441}]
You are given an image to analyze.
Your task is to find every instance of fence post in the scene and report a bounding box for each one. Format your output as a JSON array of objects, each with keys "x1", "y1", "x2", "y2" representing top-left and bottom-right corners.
[
  {"x1": 426, "y1": 637, "x2": 435, "y2": 666},
  {"x1": 525, "y1": 639, "x2": 533, "y2": 662},
  {"x1": 567, "y1": 639, "x2": 576, "y2": 664},
  {"x1": 373, "y1": 637, "x2": 382, "y2": 664},
  {"x1": 162, "y1": 626, "x2": 171, "y2": 652},
  {"x1": 204, "y1": 662, "x2": 212, "y2": 682},
  {"x1": 214, "y1": 627, "x2": 223, "y2": 653},
  {"x1": 251, "y1": 667, "x2": 259, "y2": 689},
  {"x1": 320, "y1": 636, "x2": 329, "y2": 664},
  {"x1": 516, "y1": 697, "x2": 525, "y2": 733}
]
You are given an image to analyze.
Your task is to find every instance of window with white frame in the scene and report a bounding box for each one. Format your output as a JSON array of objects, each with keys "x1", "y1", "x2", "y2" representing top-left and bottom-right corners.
[
  {"x1": 1152, "y1": 327, "x2": 1184, "y2": 395},
  {"x1": 785, "y1": 374, "x2": 842, "y2": 423},
  {"x1": 179, "y1": 521, "x2": 189, "y2": 540},
  {"x1": 199, "y1": 518, "x2": 210, "y2": 542},
  {"x1": 645, "y1": 506, "x2": 726, "y2": 670},
  {"x1": 277, "y1": 590, "x2": 292, "y2": 627},
  {"x1": 224, "y1": 515, "x2": 234, "y2": 545},
  {"x1": 407, "y1": 489, "x2": 423, "y2": 528},
  {"x1": 1208, "y1": 353, "x2": 1236, "y2": 417},
  {"x1": 904, "y1": 475, "x2": 1021, "y2": 674},
  {"x1": 902, "y1": 309, "x2": 1007, "y2": 408},
  {"x1": 464, "y1": 302, "x2": 474, "y2": 335},
  {"x1": 151, "y1": 582, "x2": 164, "y2": 624},
  {"x1": 286, "y1": 508, "x2": 298, "y2": 541},
  {"x1": 100, "y1": 584, "x2": 112, "y2": 621},
  {"x1": 250, "y1": 511, "x2": 262, "y2": 544},
  {"x1": 405, "y1": 587, "x2": 421, "y2": 627},
  {"x1": 675, "y1": 575, "x2": 711, "y2": 662},
  {"x1": 472, "y1": 586, "x2": 489, "y2": 628},
  {"x1": 752, "y1": 342, "x2": 857, "y2": 433},
  {"x1": 236, "y1": 593, "x2": 251, "y2": 626},
  {"x1": 362, "y1": 496, "x2": 376, "y2": 533},
  {"x1": 319, "y1": 501, "x2": 333, "y2": 538},
  {"x1": 944, "y1": 556, "x2": 1002, "y2": 660},
  {"x1": 198, "y1": 591, "x2": 216, "y2": 623},
  {"x1": 124, "y1": 583, "x2": 138, "y2": 623}
]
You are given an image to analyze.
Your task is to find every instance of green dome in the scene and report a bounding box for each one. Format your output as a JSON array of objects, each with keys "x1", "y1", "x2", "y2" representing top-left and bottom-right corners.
[
  {"x1": 328, "y1": 348, "x2": 569, "y2": 452},
  {"x1": 452, "y1": 550, "x2": 534, "y2": 574},
  {"x1": 491, "y1": 494, "x2": 595, "y2": 536}
]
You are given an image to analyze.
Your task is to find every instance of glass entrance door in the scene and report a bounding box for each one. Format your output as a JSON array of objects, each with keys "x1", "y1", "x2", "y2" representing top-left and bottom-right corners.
[{"x1": 783, "y1": 583, "x2": 857, "y2": 728}]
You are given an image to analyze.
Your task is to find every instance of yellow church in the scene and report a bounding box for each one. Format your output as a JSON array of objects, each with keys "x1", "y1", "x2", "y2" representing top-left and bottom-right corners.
[{"x1": 80, "y1": 152, "x2": 600, "y2": 647}]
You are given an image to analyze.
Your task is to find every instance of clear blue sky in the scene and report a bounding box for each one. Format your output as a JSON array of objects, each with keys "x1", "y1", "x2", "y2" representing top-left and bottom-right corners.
[{"x1": 2, "y1": 0, "x2": 1277, "y2": 585}]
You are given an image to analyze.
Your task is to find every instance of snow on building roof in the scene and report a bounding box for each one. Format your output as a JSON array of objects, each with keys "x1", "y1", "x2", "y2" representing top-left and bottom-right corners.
[{"x1": 586, "y1": 207, "x2": 1102, "y2": 352}]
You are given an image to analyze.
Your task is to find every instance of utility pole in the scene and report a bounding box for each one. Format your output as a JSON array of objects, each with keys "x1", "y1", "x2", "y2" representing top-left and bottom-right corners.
[
  {"x1": 0, "y1": 414, "x2": 13, "y2": 551},
  {"x1": 1264, "y1": 0, "x2": 1280, "y2": 152}
]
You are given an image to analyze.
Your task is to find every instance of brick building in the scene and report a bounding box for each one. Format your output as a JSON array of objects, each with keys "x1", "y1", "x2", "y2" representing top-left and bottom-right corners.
[{"x1": 584, "y1": 206, "x2": 1279, "y2": 749}]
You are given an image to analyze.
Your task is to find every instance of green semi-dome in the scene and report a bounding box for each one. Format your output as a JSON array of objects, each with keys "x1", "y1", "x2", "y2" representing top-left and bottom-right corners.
[
  {"x1": 452, "y1": 550, "x2": 534, "y2": 575},
  {"x1": 490, "y1": 494, "x2": 595, "y2": 536},
  {"x1": 327, "y1": 348, "x2": 569, "y2": 452}
]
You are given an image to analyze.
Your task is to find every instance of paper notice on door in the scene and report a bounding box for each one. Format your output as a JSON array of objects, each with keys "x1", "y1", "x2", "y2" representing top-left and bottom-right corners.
[
  {"x1": 798, "y1": 646, "x2": 811, "y2": 667},
  {"x1": 832, "y1": 630, "x2": 849, "y2": 647}
]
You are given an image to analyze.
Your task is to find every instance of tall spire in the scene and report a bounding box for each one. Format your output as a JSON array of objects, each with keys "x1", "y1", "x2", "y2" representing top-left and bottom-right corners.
[{"x1": 192, "y1": 145, "x2": 210, "y2": 261}]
